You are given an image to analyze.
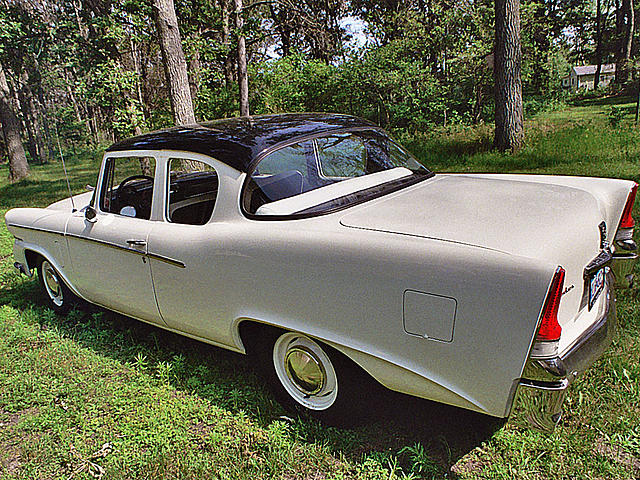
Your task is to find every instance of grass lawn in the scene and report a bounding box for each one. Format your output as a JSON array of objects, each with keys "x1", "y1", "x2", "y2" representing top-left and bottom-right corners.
[{"x1": 1, "y1": 97, "x2": 639, "y2": 479}]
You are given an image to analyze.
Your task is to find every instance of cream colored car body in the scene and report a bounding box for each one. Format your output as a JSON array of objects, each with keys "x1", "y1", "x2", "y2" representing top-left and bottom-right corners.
[{"x1": 5, "y1": 146, "x2": 634, "y2": 420}]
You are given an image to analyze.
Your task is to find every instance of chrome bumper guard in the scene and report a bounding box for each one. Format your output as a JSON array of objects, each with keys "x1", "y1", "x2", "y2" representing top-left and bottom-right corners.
[
  {"x1": 514, "y1": 274, "x2": 617, "y2": 431},
  {"x1": 611, "y1": 237, "x2": 637, "y2": 289},
  {"x1": 611, "y1": 253, "x2": 637, "y2": 288}
]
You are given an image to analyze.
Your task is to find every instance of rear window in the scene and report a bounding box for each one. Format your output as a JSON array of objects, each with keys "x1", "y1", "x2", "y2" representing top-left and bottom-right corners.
[{"x1": 242, "y1": 129, "x2": 429, "y2": 217}]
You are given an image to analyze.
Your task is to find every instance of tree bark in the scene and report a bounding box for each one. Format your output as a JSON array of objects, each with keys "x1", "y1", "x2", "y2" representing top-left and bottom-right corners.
[
  {"x1": 36, "y1": 89, "x2": 54, "y2": 162},
  {"x1": 221, "y1": 0, "x2": 235, "y2": 86},
  {"x1": 594, "y1": 0, "x2": 603, "y2": 89},
  {"x1": 615, "y1": 0, "x2": 634, "y2": 84},
  {"x1": 235, "y1": 0, "x2": 249, "y2": 116},
  {"x1": 530, "y1": 0, "x2": 549, "y2": 94},
  {"x1": 152, "y1": 0, "x2": 197, "y2": 125},
  {"x1": 0, "y1": 63, "x2": 29, "y2": 181},
  {"x1": 624, "y1": 0, "x2": 634, "y2": 77},
  {"x1": 18, "y1": 71, "x2": 46, "y2": 163},
  {"x1": 494, "y1": 0, "x2": 524, "y2": 152}
]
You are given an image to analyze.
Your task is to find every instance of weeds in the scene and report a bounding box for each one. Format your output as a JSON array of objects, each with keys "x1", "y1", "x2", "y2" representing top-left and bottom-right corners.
[{"x1": 1, "y1": 96, "x2": 639, "y2": 479}]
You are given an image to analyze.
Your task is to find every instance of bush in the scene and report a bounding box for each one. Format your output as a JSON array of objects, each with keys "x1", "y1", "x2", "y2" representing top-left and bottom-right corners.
[{"x1": 608, "y1": 106, "x2": 626, "y2": 128}]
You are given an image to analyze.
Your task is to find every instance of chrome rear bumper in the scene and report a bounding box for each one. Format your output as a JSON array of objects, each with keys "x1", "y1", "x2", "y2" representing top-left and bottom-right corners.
[
  {"x1": 514, "y1": 274, "x2": 617, "y2": 431},
  {"x1": 612, "y1": 235, "x2": 637, "y2": 288},
  {"x1": 611, "y1": 252, "x2": 637, "y2": 288}
]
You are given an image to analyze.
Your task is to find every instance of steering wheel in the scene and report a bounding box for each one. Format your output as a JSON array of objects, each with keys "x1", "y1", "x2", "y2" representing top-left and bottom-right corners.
[{"x1": 115, "y1": 174, "x2": 154, "y2": 214}]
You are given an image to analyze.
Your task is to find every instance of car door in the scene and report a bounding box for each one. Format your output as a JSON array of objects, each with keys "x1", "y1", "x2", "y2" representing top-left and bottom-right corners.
[
  {"x1": 66, "y1": 153, "x2": 164, "y2": 325},
  {"x1": 146, "y1": 155, "x2": 230, "y2": 342}
]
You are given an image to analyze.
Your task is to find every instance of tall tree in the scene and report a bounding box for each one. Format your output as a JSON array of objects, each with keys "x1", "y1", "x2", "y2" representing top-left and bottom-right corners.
[
  {"x1": 615, "y1": 0, "x2": 634, "y2": 84},
  {"x1": 0, "y1": 62, "x2": 29, "y2": 181},
  {"x1": 594, "y1": 0, "x2": 603, "y2": 89},
  {"x1": 152, "y1": 0, "x2": 196, "y2": 125},
  {"x1": 235, "y1": 0, "x2": 249, "y2": 116},
  {"x1": 494, "y1": 0, "x2": 524, "y2": 151}
]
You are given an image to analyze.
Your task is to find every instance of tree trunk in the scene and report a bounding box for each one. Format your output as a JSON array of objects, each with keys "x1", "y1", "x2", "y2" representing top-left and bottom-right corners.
[
  {"x1": 130, "y1": 36, "x2": 147, "y2": 127},
  {"x1": 616, "y1": 0, "x2": 634, "y2": 84},
  {"x1": 0, "y1": 64, "x2": 29, "y2": 181},
  {"x1": 221, "y1": 0, "x2": 235, "y2": 86},
  {"x1": 531, "y1": 0, "x2": 550, "y2": 94},
  {"x1": 19, "y1": 71, "x2": 46, "y2": 163},
  {"x1": 235, "y1": 0, "x2": 249, "y2": 116},
  {"x1": 188, "y1": 39, "x2": 201, "y2": 104},
  {"x1": 494, "y1": 0, "x2": 524, "y2": 151},
  {"x1": 152, "y1": 0, "x2": 196, "y2": 125},
  {"x1": 624, "y1": 0, "x2": 634, "y2": 75},
  {"x1": 16, "y1": 87, "x2": 39, "y2": 162},
  {"x1": 595, "y1": 0, "x2": 603, "y2": 89},
  {"x1": 36, "y1": 90, "x2": 54, "y2": 162}
]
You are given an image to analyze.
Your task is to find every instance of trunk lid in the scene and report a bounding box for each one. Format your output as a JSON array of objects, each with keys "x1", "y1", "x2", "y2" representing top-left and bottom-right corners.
[{"x1": 340, "y1": 174, "x2": 606, "y2": 332}]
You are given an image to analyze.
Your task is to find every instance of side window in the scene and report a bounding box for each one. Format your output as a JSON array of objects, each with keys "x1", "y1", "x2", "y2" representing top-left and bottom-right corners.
[
  {"x1": 167, "y1": 158, "x2": 218, "y2": 225},
  {"x1": 100, "y1": 156, "x2": 155, "y2": 219},
  {"x1": 316, "y1": 133, "x2": 366, "y2": 178}
]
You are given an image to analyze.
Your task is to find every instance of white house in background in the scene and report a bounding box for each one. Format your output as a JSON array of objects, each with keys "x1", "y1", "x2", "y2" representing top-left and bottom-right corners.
[{"x1": 562, "y1": 64, "x2": 616, "y2": 92}]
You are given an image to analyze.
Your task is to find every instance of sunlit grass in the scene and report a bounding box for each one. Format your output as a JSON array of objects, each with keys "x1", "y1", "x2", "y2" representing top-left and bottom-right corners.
[{"x1": 1, "y1": 97, "x2": 639, "y2": 479}]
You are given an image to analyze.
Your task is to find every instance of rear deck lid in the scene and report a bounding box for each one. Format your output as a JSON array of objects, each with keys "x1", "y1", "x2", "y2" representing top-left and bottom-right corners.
[{"x1": 340, "y1": 174, "x2": 606, "y2": 330}]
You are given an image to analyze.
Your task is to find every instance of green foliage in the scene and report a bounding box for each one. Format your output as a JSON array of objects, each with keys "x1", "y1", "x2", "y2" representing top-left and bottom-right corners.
[
  {"x1": 1, "y1": 98, "x2": 640, "y2": 479},
  {"x1": 399, "y1": 443, "x2": 442, "y2": 478},
  {"x1": 608, "y1": 106, "x2": 626, "y2": 128}
]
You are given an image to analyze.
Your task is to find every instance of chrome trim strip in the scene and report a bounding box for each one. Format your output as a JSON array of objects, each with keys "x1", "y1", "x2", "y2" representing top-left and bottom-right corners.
[
  {"x1": 146, "y1": 252, "x2": 186, "y2": 269},
  {"x1": 6, "y1": 223, "x2": 64, "y2": 236},
  {"x1": 7, "y1": 223, "x2": 185, "y2": 269}
]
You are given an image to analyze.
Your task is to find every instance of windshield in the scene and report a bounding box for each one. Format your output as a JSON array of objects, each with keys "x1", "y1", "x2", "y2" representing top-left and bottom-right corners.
[{"x1": 242, "y1": 129, "x2": 430, "y2": 217}]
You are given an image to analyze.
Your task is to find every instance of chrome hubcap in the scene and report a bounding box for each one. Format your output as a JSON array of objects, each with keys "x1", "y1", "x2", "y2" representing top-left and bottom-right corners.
[
  {"x1": 273, "y1": 333, "x2": 338, "y2": 411},
  {"x1": 284, "y1": 347, "x2": 326, "y2": 395},
  {"x1": 42, "y1": 261, "x2": 63, "y2": 307}
]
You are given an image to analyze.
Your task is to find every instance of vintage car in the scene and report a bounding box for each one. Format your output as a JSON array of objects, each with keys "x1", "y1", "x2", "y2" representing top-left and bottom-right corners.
[{"x1": 4, "y1": 113, "x2": 638, "y2": 430}]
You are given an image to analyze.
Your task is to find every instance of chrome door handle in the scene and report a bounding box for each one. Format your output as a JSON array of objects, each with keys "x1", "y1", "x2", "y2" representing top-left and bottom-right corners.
[{"x1": 126, "y1": 239, "x2": 147, "y2": 247}]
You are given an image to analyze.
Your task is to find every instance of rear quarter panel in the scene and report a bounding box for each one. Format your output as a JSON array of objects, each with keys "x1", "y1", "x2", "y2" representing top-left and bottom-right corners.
[
  {"x1": 464, "y1": 174, "x2": 634, "y2": 235},
  {"x1": 150, "y1": 215, "x2": 555, "y2": 418}
]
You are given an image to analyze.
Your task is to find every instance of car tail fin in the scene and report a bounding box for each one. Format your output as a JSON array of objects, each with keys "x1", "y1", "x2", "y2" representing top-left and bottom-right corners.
[{"x1": 530, "y1": 267, "x2": 565, "y2": 358}]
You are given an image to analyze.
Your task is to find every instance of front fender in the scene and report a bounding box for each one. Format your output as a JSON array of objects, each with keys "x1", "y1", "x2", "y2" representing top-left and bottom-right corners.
[{"x1": 13, "y1": 240, "x2": 85, "y2": 300}]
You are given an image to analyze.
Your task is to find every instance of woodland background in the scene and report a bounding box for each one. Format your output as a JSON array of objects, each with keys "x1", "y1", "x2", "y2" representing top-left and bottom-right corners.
[{"x1": 0, "y1": 0, "x2": 638, "y2": 177}]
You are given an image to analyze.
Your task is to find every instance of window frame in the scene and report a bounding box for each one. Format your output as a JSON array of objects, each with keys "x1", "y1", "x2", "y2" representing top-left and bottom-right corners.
[
  {"x1": 165, "y1": 156, "x2": 220, "y2": 226},
  {"x1": 96, "y1": 151, "x2": 159, "y2": 221}
]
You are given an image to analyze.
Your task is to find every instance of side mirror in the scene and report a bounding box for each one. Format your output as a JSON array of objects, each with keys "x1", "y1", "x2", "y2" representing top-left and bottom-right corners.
[{"x1": 85, "y1": 206, "x2": 97, "y2": 223}]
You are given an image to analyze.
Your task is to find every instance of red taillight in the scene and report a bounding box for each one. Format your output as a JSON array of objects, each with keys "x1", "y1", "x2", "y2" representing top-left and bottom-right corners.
[
  {"x1": 619, "y1": 183, "x2": 638, "y2": 229},
  {"x1": 536, "y1": 267, "x2": 565, "y2": 342}
]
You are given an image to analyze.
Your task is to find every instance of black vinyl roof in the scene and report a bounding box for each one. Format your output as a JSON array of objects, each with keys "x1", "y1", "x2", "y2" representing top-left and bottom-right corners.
[{"x1": 106, "y1": 113, "x2": 376, "y2": 173}]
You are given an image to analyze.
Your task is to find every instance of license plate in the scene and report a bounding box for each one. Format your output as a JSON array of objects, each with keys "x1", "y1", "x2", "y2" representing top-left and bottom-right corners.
[{"x1": 588, "y1": 267, "x2": 606, "y2": 310}]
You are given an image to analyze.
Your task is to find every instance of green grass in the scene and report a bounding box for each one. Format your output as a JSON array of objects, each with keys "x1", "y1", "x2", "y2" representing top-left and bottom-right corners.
[{"x1": 1, "y1": 97, "x2": 640, "y2": 479}]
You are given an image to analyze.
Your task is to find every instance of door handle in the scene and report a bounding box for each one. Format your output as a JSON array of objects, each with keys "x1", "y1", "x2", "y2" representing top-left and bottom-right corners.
[{"x1": 126, "y1": 239, "x2": 147, "y2": 247}]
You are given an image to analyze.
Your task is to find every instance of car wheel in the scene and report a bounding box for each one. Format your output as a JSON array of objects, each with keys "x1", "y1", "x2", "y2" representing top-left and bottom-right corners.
[
  {"x1": 37, "y1": 259, "x2": 75, "y2": 313},
  {"x1": 257, "y1": 330, "x2": 377, "y2": 425}
]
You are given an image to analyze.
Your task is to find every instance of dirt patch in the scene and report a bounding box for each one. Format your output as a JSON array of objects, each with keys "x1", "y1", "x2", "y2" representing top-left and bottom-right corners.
[
  {"x1": 0, "y1": 407, "x2": 39, "y2": 428},
  {"x1": 450, "y1": 453, "x2": 485, "y2": 476},
  {"x1": 188, "y1": 421, "x2": 213, "y2": 437},
  {"x1": 0, "y1": 407, "x2": 41, "y2": 476},
  {"x1": 0, "y1": 442, "x2": 22, "y2": 476},
  {"x1": 594, "y1": 437, "x2": 640, "y2": 473}
]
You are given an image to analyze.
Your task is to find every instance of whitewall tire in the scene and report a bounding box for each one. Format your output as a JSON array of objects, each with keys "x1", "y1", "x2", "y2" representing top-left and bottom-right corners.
[
  {"x1": 37, "y1": 259, "x2": 76, "y2": 313},
  {"x1": 253, "y1": 327, "x2": 380, "y2": 425},
  {"x1": 272, "y1": 332, "x2": 339, "y2": 411}
]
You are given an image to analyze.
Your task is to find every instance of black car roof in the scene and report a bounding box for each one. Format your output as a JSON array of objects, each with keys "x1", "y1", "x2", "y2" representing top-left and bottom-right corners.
[{"x1": 106, "y1": 113, "x2": 376, "y2": 173}]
